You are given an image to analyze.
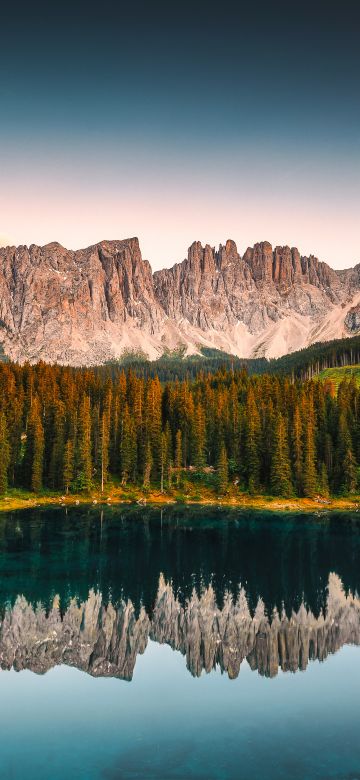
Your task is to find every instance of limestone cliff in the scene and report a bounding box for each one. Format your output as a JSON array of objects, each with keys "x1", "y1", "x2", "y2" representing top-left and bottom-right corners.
[
  {"x1": 0, "y1": 238, "x2": 165, "y2": 364},
  {"x1": 0, "y1": 237, "x2": 359, "y2": 363}
]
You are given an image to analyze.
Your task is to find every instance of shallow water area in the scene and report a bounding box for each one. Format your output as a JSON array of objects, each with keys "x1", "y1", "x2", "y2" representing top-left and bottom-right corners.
[{"x1": 0, "y1": 506, "x2": 360, "y2": 779}]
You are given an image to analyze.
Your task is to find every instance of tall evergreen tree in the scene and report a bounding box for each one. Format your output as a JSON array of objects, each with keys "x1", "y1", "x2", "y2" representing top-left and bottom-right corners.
[
  {"x1": 303, "y1": 417, "x2": 317, "y2": 497},
  {"x1": 291, "y1": 404, "x2": 303, "y2": 495},
  {"x1": 143, "y1": 440, "x2": 153, "y2": 489},
  {"x1": 175, "y1": 429, "x2": 182, "y2": 487},
  {"x1": 99, "y1": 409, "x2": 110, "y2": 492},
  {"x1": 271, "y1": 413, "x2": 293, "y2": 496},
  {"x1": 63, "y1": 438, "x2": 74, "y2": 494},
  {"x1": 48, "y1": 400, "x2": 65, "y2": 489},
  {"x1": 160, "y1": 428, "x2": 172, "y2": 493},
  {"x1": 342, "y1": 447, "x2": 357, "y2": 493},
  {"x1": 0, "y1": 411, "x2": 10, "y2": 495},
  {"x1": 216, "y1": 443, "x2": 229, "y2": 494},
  {"x1": 244, "y1": 388, "x2": 260, "y2": 494},
  {"x1": 193, "y1": 402, "x2": 206, "y2": 468},
  {"x1": 25, "y1": 396, "x2": 44, "y2": 492},
  {"x1": 119, "y1": 403, "x2": 136, "y2": 484},
  {"x1": 75, "y1": 395, "x2": 92, "y2": 491}
]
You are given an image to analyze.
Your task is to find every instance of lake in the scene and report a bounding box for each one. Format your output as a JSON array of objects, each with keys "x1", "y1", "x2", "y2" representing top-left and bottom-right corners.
[{"x1": 0, "y1": 506, "x2": 360, "y2": 779}]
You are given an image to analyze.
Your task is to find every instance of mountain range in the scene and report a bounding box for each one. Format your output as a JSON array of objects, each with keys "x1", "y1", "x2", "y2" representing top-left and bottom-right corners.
[{"x1": 1, "y1": 237, "x2": 360, "y2": 365}]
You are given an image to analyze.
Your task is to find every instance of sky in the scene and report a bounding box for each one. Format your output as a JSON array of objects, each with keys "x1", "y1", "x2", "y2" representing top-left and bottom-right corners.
[{"x1": 0, "y1": 0, "x2": 359, "y2": 270}]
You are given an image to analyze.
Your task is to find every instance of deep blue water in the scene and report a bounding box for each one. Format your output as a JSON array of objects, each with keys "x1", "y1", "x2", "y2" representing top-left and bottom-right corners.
[{"x1": 0, "y1": 506, "x2": 360, "y2": 779}]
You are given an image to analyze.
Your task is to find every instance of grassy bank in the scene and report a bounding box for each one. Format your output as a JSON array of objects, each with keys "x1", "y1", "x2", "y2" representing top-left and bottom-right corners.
[{"x1": 1, "y1": 485, "x2": 360, "y2": 514}]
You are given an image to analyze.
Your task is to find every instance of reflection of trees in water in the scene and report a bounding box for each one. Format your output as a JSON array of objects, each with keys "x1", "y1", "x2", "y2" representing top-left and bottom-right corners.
[
  {"x1": 0, "y1": 507, "x2": 360, "y2": 618},
  {"x1": 1, "y1": 572, "x2": 359, "y2": 680}
]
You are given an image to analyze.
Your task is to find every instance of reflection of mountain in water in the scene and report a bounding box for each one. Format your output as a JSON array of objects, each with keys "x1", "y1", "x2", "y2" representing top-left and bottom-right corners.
[{"x1": 1, "y1": 573, "x2": 359, "y2": 681}]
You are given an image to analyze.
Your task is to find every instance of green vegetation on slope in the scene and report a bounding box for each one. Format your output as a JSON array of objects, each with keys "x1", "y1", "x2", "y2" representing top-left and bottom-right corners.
[
  {"x1": 102, "y1": 335, "x2": 360, "y2": 383},
  {"x1": 317, "y1": 365, "x2": 360, "y2": 390}
]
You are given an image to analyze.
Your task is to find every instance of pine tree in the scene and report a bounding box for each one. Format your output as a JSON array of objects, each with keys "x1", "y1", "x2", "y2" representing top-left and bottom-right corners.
[
  {"x1": 193, "y1": 402, "x2": 206, "y2": 468},
  {"x1": 291, "y1": 404, "x2": 303, "y2": 495},
  {"x1": 27, "y1": 397, "x2": 44, "y2": 492},
  {"x1": 336, "y1": 410, "x2": 357, "y2": 494},
  {"x1": 48, "y1": 401, "x2": 65, "y2": 489},
  {"x1": 228, "y1": 380, "x2": 240, "y2": 465},
  {"x1": 160, "y1": 428, "x2": 172, "y2": 493},
  {"x1": 144, "y1": 377, "x2": 162, "y2": 477},
  {"x1": 143, "y1": 440, "x2": 153, "y2": 489},
  {"x1": 99, "y1": 409, "x2": 110, "y2": 492},
  {"x1": 271, "y1": 413, "x2": 293, "y2": 497},
  {"x1": 343, "y1": 447, "x2": 357, "y2": 494},
  {"x1": 119, "y1": 403, "x2": 137, "y2": 484},
  {"x1": 216, "y1": 443, "x2": 228, "y2": 494},
  {"x1": 0, "y1": 411, "x2": 10, "y2": 495},
  {"x1": 175, "y1": 429, "x2": 182, "y2": 487},
  {"x1": 245, "y1": 388, "x2": 260, "y2": 494},
  {"x1": 63, "y1": 438, "x2": 74, "y2": 494},
  {"x1": 303, "y1": 417, "x2": 317, "y2": 497},
  {"x1": 75, "y1": 395, "x2": 92, "y2": 491}
]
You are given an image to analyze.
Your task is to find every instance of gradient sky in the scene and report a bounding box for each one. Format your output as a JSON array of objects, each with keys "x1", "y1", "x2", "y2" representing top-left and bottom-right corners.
[{"x1": 0, "y1": 0, "x2": 359, "y2": 270}]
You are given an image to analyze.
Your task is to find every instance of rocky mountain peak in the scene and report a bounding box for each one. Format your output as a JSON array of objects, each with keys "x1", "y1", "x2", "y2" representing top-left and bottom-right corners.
[{"x1": 0, "y1": 236, "x2": 358, "y2": 364}]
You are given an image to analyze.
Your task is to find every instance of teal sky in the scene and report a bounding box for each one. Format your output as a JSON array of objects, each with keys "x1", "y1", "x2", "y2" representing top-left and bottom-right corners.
[{"x1": 0, "y1": 0, "x2": 359, "y2": 269}]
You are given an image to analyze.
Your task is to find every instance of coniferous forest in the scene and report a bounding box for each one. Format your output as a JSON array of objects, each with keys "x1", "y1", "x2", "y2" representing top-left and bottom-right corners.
[{"x1": 0, "y1": 361, "x2": 359, "y2": 499}]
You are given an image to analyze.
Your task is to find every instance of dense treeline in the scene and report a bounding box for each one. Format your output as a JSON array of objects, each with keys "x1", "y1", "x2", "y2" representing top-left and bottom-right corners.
[
  {"x1": 266, "y1": 334, "x2": 360, "y2": 380},
  {"x1": 104, "y1": 348, "x2": 266, "y2": 381},
  {"x1": 2, "y1": 336, "x2": 360, "y2": 384},
  {"x1": 103, "y1": 336, "x2": 360, "y2": 383},
  {"x1": 0, "y1": 361, "x2": 359, "y2": 498}
]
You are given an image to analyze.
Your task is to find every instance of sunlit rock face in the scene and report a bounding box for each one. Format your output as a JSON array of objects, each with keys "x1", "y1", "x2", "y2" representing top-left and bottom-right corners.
[
  {"x1": 0, "y1": 239, "x2": 166, "y2": 364},
  {"x1": 0, "y1": 573, "x2": 359, "y2": 681},
  {"x1": 0, "y1": 237, "x2": 360, "y2": 363},
  {"x1": 345, "y1": 302, "x2": 360, "y2": 333}
]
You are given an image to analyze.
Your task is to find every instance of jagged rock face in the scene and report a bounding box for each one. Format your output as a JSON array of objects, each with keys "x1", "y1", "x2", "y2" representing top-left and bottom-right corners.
[
  {"x1": 345, "y1": 303, "x2": 360, "y2": 333},
  {"x1": 154, "y1": 240, "x2": 347, "y2": 338},
  {"x1": 0, "y1": 239, "x2": 165, "y2": 364},
  {"x1": 0, "y1": 237, "x2": 360, "y2": 364},
  {"x1": 0, "y1": 573, "x2": 358, "y2": 681}
]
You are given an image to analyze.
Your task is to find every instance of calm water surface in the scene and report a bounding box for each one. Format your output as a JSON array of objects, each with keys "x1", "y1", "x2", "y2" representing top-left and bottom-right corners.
[{"x1": 0, "y1": 506, "x2": 360, "y2": 779}]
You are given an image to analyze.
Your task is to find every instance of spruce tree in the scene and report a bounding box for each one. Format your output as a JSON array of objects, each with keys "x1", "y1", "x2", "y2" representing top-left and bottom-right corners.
[
  {"x1": 30, "y1": 402, "x2": 44, "y2": 492},
  {"x1": 271, "y1": 413, "x2": 293, "y2": 497},
  {"x1": 216, "y1": 443, "x2": 229, "y2": 494},
  {"x1": 120, "y1": 403, "x2": 136, "y2": 484},
  {"x1": 160, "y1": 430, "x2": 171, "y2": 493},
  {"x1": 337, "y1": 411, "x2": 357, "y2": 494},
  {"x1": 99, "y1": 409, "x2": 110, "y2": 492},
  {"x1": 291, "y1": 404, "x2": 303, "y2": 495},
  {"x1": 303, "y1": 417, "x2": 317, "y2": 497},
  {"x1": 175, "y1": 429, "x2": 182, "y2": 487},
  {"x1": 143, "y1": 440, "x2": 153, "y2": 489},
  {"x1": 193, "y1": 402, "x2": 206, "y2": 468},
  {"x1": 245, "y1": 388, "x2": 260, "y2": 494},
  {"x1": 342, "y1": 447, "x2": 357, "y2": 494},
  {"x1": 76, "y1": 395, "x2": 92, "y2": 491},
  {"x1": 48, "y1": 401, "x2": 65, "y2": 489},
  {"x1": 0, "y1": 411, "x2": 10, "y2": 495},
  {"x1": 63, "y1": 439, "x2": 74, "y2": 494}
]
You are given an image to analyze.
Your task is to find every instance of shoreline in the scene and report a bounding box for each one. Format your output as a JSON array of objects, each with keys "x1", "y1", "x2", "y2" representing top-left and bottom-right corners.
[{"x1": 1, "y1": 489, "x2": 360, "y2": 514}]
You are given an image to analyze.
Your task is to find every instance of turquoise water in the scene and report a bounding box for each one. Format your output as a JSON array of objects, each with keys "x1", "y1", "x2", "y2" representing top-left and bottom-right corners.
[{"x1": 0, "y1": 507, "x2": 360, "y2": 779}]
